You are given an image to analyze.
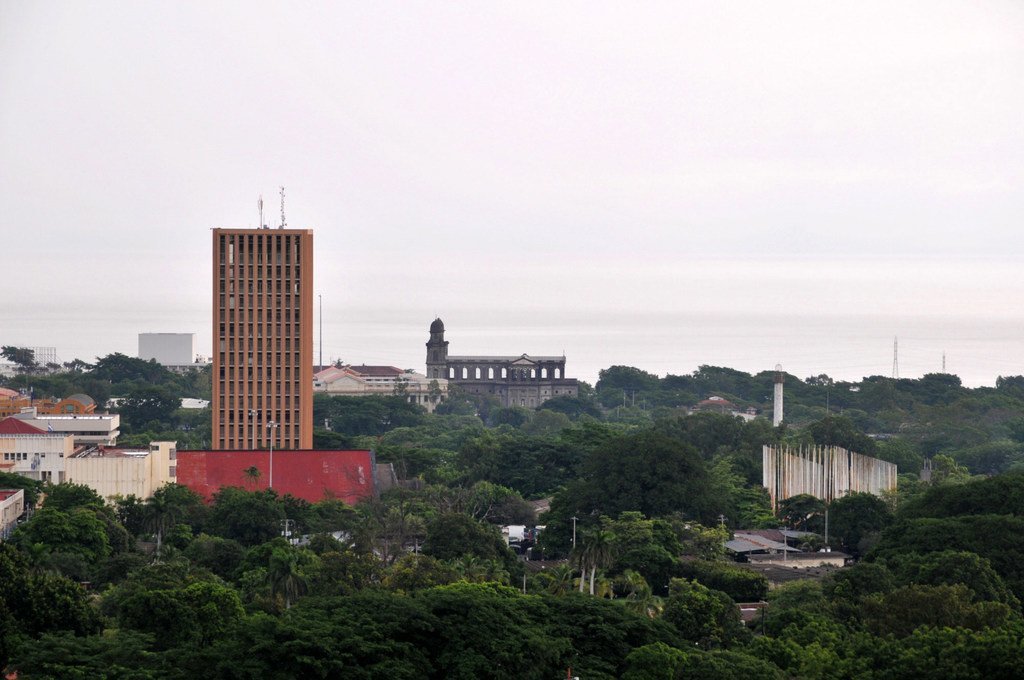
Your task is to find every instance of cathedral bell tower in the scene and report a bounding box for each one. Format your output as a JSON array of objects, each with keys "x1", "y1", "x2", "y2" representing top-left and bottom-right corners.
[{"x1": 426, "y1": 318, "x2": 449, "y2": 379}]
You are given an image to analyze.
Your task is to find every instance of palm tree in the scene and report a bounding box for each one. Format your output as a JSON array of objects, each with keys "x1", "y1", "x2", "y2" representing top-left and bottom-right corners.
[
  {"x1": 618, "y1": 569, "x2": 663, "y2": 618},
  {"x1": 545, "y1": 563, "x2": 575, "y2": 596},
  {"x1": 483, "y1": 558, "x2": 510, "y2": 585},
  {"x1": 572, "y1": 544, "x2": 588, "y2": 593},
  {"x1": 451, "y1": 554, "x2": 480, "y2": 582},
  {"x1": 243, "y1": 466, "x2": 262, "y2": 490},
  {"x1": 579, "y1": 529, "x2": 615, "y2": 596},
  {"x1": 23, "y1": 542, "x2": 55, "y2": 576},
  {"x1": 268, "y1": 548, "x2": 307, "y2": 610},
  {"x1": 143, "y1": 492, "x2": 179, "y2": 560}
]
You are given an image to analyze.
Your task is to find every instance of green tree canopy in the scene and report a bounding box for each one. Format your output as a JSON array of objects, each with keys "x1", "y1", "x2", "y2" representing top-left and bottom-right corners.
[
  {"x1": 806, "y1": 415, "x2": 877, "y2": 455},
  {"x1": 662, "y1": 578, "x2": 745, "y2": 649},
  {"x1": 421, "y1": 513, "x2": 516, "y2": 570},
  {"x1": 207, "y1": 487, "x2": 286, "y2": 546},
  {"x1": 556, "y1": 430, "x2": 717, "y2": 523},
  {"x1": 827, "y1": 492, "x2": 893, "y2": 556}
]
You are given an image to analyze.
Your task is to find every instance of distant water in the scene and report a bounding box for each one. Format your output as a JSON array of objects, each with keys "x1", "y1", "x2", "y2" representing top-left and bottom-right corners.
[
  {"x1": 324, "y1": 311, "x2": 1024, "y2": 389},
  {"x1": 5, "y1": 309, "x2": 1023, "y2": 389},
  {"x1": 5, "y1": 255, "x2": 1023, "y2": 389}
]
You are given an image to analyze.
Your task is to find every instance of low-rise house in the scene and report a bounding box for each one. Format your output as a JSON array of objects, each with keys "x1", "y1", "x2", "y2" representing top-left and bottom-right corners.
[
  {"x1": 691, "y1": 396, "x2": 758, "y2": 421},
  {"x1": 726, "y1": 531, "x2": 801, "y2": 557}
]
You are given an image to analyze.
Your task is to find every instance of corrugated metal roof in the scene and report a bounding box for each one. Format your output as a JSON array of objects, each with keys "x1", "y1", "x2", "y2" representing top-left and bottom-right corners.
[{"x1": 727, "y1": 533, "x2": 800, "y2": 553}]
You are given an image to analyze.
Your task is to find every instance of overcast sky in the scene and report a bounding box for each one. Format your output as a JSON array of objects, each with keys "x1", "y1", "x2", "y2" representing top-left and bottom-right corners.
[{"x1": 1, "y1": 2, "x2": 1022, "y2": 386}]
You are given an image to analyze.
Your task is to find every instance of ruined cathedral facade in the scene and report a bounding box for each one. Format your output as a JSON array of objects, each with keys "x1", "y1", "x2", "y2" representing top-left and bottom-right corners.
[{"x1": 426, "y1": 318, "x2": 578, "y2": 408}]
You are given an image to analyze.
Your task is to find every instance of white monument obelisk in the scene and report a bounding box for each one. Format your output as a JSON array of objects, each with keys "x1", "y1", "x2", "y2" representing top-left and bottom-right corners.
[{"x1": 773, "y1": 364, "x2": 784, "y2": 426}]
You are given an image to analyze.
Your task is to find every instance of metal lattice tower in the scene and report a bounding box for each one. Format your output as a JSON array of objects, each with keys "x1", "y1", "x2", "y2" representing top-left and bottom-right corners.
[{"x1": 892, "y1": 336, "x2": 899, "y2": 379}]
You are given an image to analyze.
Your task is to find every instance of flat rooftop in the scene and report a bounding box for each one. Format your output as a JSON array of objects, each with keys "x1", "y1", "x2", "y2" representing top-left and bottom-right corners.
[
  {"x1": 447, "y1": 355, "x2": 566, "y2": 362},
  {"x1": 17, "y1": 414, "x2": 117, "y2": 421},
  {"x1": 70, "y1": 447, "x2": 150, "y2": 459}
]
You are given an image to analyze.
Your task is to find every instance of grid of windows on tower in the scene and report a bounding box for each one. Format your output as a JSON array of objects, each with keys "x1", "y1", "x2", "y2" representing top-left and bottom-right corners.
[{"x1": 212, "y1": 229, "x2": 313, "y2": 450}]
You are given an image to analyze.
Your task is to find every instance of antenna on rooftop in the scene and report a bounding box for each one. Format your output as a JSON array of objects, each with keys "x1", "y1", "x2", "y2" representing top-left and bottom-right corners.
[
  {"x1": 258, "y1": 194, "x2": 264, "y2": 229},
  {"x1": 279, "y1": 186, "x2": 287, "y2": 229}
]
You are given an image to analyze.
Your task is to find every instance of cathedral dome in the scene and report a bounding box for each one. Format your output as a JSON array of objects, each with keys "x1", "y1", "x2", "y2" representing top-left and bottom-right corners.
[{"x1": 430, "y1": 318, "x2": 445, "y2": 333}]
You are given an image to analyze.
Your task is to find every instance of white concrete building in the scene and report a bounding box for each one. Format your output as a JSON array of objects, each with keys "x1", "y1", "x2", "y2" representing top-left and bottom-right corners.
[
  {"x1": 314, "y1": 365, "x2": 448, "y2": 413},
  {"x1": 13, "y1": 410, "x2": 120, "y2": 446},
  {"x1": 139, "y1": 333, "x2": 196, "y2": 365},
  {"x1": 138, "y1": 333, "x2": 208, "y2": 372},
  {"x1": 65, "y1": 441, "x2": 177, "y2": 501},
  {"x1": 0, "y1": 488, "x2": 25, "y2": 539},
  {"x1": 0, "y1": 417, "x2": 73, "y2": 483}
]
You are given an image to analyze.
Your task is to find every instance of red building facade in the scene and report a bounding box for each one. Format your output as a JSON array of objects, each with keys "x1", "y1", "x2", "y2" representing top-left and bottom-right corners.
[{"x1": 176, "y1": 449, "x2": 376, "y2": 505}]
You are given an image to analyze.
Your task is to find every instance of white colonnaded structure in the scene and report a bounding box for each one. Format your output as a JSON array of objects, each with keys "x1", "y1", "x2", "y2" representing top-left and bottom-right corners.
[{"x1": 762, "y1": 444, "x2": 897, "y2": 510}]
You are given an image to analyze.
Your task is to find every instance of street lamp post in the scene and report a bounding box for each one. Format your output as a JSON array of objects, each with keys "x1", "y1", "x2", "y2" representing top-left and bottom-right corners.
[
  {"x1": 266, "y1": 420, "x2": 279, "y2": 488},
  {"x1": 248, "y1": 409, "x2": 258, "y2": 450},
  {"x1": 281, "y1": 518, "x2": 295, "y2": 544}
]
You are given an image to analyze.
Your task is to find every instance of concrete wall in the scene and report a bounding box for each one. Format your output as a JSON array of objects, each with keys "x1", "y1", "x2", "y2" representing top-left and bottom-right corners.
[{"x1": 748, "y1": 553, "x2": 848, "y2": 569}]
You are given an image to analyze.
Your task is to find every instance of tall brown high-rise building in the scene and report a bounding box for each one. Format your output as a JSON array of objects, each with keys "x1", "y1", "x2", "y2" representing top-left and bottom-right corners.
[{"x1": 212, "y1": 228, "x2": 314, "y2": 450}]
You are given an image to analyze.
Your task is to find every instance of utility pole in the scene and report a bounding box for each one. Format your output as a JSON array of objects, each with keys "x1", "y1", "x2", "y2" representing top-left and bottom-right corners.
[
  {"x1": 571, "y1": 515, "x2": 578, "y2": 550},
  {"x1": 267, "y1": 420, "x2": 279, "y2": 488},
  {"x1": 318, "y1": 293, "x2": 323, "y2": 371},
  {"x1": 248, "y1": 409, "x2": 258, "y2": 450}
]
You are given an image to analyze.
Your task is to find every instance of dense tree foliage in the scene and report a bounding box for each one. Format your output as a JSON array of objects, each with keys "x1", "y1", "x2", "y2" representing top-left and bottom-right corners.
[{"x1": 3, "y1": 359, "x2": 1024, "y2": 676}]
